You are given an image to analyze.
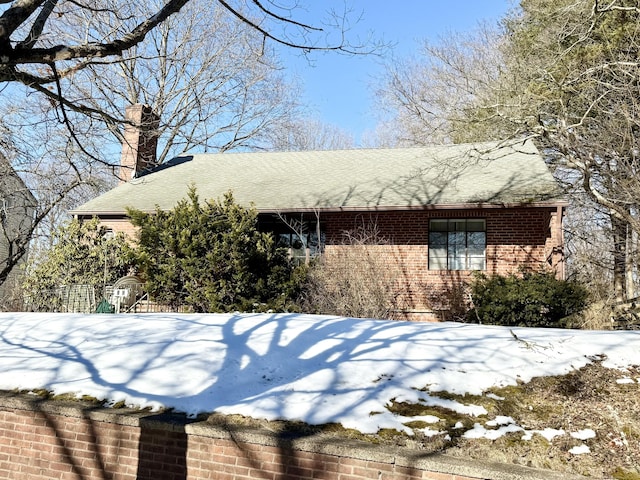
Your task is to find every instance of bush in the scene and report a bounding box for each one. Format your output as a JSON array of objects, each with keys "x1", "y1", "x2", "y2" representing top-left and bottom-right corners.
[
  {"x1": 299, "y1": 225, "x2": 402, "y2": 319},
  {"x1": 128, "y1": 187, "x2": 304, "y2": 313},
  {"x1": 23, "y1": 218, "x2": 135, "y2": 309},
  {"x1": 467, "y1": 270, "x2": 589, "y2": 328}
]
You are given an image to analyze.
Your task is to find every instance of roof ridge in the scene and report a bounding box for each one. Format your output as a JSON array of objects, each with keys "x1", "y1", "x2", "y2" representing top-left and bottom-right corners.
[{"x1": 174, "y1": 140, "x2": 510, "y2": 159}]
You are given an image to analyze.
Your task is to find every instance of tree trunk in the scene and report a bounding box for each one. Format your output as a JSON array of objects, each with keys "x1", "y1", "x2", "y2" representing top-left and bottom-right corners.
[
  {"x1": 626, "y1": 220, "x2": 637, "y2": 300},
  {"x1": 611, "y1": 213, "x2": 627, "y2": 303}
]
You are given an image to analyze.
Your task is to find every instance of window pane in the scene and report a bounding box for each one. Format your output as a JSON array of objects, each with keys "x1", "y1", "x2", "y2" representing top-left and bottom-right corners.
[
  {"x1": 448, "y1": 232, "x2": 465, "y2": 270},
  {"x1": 467, "y1": 219, "x2": 485, "y2": 232},
  {"x1": 429, "y1": 228, "x2": 448, "y2": 270},
  {"x1": 449, "y1": 219, "x2": 466, "y2": 232},
  {"x1": 308, "y1": 232, "x2": 323, "y2": 256},
  {"x1": 468, "y1": 255, "x2": 486, "y2": 270},
  {"x1": 278, "y1": 233, "x2": 291, "y2": 247},
  {"x1": 468, "y1": 232, "x2": 486, "y2": 248},
  {"x1": 448, "y1": 231, "x2": 465, "y2": 247},
  {"x1": 467, "y1": 246, "x2": 485, "y2": 258},
  {"x1": 429, "y1": 252, "x2": 448, "y2": 270},
  {"x1": 429, "y1": 231, "x2": 447, "y2": 246},
  {"x1": 430, "y1": 220, "x2": 448, "y2": 232},
  {"x1": 291, "y1": 236, "x2": 304, "y2": 250},
  {"x1": 449, "y1": 254, "x2": 465, "y2": 270}
]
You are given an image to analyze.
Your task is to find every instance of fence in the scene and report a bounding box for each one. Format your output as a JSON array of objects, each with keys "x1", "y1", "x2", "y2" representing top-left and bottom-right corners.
[
  {"x1": 24, "y1": 283, "x2": 191, "y2": 314},
  {"x1": 24, "y1": 284, "x2": 96, "y2": 313}
]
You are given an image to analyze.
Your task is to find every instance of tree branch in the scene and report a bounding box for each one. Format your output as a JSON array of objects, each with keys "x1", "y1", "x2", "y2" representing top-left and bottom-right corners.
[
  {"x1": 217, "y1": 0, "x2": 350, "y2": 52},
  {"x1": 0, "y1": 0, "x2": 46, "y2": 42},
  {"x1": 16, "y1": 0, "x2": 57, "y2": 50},
  {"x1": 1, "y1": 0, "x2": 191, "y2": 65},
  {"x1": 250, "y1": 0, "x2": 321, "y2": 31}
]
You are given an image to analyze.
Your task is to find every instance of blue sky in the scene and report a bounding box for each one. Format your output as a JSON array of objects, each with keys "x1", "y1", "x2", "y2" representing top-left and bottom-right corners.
[{"x1": 280, "y1": 1, "x2": 514, "y2": 144}]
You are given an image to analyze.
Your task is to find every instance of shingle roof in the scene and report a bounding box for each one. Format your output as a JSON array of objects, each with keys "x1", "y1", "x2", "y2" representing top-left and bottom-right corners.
[{"x1": 72, "y1": 140, "x2": 563, "y2": 215}]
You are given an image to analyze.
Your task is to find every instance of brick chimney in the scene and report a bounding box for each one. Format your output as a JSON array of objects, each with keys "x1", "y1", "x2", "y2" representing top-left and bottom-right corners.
[{"x1": 119, "y1": 104, "x2": 159, "y2": 183}]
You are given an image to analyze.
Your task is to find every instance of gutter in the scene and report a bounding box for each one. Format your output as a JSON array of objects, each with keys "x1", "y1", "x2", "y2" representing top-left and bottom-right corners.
[{"x1": 71, "y1": 200, "x2": 569, "y2": 218}]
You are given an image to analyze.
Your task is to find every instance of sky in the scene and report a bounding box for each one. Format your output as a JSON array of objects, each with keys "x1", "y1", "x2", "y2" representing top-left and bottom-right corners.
[
  {"x1": 280, "y1": 1, "x2": 514, "y2": 144},
  {"x1": 0, "y1": 311, "x2": 638, "y2": 452}
]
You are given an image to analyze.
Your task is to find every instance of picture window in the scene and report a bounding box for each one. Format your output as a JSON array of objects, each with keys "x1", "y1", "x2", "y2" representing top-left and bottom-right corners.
[{"x1": 428, "y1": 219, "x2": 486, "y2": 270}]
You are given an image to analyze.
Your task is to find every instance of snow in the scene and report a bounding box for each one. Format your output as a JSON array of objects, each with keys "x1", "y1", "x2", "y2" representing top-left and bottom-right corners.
[
  {"x1": 463, "y1": 422, "x2": 524, "y2": 440},
  {"x1": 569, "y1": 444, "x2": 591, "y2": 455},
  {"x1": 0, "y1": 312, "x2": 638, "y2": 439},
  {"x1": 571, "y1": 429, "x2": 596, "y2": 440},
  {"x1": 616, "y1": 377, "x2": 636, "y2": 384}
]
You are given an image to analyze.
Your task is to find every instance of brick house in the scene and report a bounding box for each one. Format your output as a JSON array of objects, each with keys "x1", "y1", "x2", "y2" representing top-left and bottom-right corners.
[
  {"x1": 72, "y1": 105, "x2": 566, "y2": 320},
  {"x1": 0, "y1": 155, "x2": 36, "y2": 305}
]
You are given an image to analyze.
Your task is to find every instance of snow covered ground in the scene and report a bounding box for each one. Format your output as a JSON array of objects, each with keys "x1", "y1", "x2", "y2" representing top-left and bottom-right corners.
[{"x1": 0, "y1": 312, "x2": 637, "y2": 447}]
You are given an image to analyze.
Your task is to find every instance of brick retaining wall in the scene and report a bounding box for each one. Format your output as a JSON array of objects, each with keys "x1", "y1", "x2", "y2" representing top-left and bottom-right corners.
[{"x1": 0, "y1": 393, "x2": 583, "y2": 480}]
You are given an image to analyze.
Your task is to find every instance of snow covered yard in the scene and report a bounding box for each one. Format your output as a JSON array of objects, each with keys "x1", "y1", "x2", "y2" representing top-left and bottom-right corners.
[{"x1": 0, "y1": 312, "x2": 638, "y2": 477}]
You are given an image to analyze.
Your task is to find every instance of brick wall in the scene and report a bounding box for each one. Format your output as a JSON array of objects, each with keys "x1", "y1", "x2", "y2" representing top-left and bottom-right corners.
[
  {"x1": 0, "y1": 393, "x2": 578, "y2": 480},
  {"x1": 321, "y1": 206, "x2": 562, "y2": 320},
  {"x1": 93, "y1": 216, "x2": 140, "y2": 239}
]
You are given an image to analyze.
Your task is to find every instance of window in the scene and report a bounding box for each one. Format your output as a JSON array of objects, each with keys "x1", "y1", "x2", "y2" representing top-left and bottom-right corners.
[
  {"x1": 277, "y1": 230, "x2": 324, "y2": 263},
  {"x1": 258, "y1": 214, "x2": 324, "y2": 264},
  {"x1": 428, "y1": 219, "x2": 486, "y2": 270}
]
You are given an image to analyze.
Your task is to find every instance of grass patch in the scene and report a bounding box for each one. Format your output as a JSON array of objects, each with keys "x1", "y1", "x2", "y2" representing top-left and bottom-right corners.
[
  {"x1": 387, "y1": 400, "x2": 475, "y2": 433},
  {"x1": 378, "y1": 363, "x2": 640, "y2": 478},
  {"x1": 612, "y1": 467, "x2": 640, "y2": 480}
]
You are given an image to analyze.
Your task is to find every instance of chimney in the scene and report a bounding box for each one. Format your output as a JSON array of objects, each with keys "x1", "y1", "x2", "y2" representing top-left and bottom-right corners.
[{"x1": 119, "y1": 104, "x2": 159, "y2": 183}]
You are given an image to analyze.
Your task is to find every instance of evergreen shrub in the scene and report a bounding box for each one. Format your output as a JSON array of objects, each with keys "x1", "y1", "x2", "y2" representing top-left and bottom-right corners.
[
  {"x1": 467, "y1": 270, "x2": 589, "y2": 328},
  {"x1": 128, "y1": 187, "x2": 304, "y2": 313}
]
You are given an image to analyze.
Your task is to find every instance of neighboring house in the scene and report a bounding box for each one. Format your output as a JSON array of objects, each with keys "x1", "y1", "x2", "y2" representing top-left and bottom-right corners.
[
  {"x1": 0, "y1": 155, "x2": 36, "y2": 306},
  {"x1": 72, "y1": 105, "x2": 566, "y2": 320}
]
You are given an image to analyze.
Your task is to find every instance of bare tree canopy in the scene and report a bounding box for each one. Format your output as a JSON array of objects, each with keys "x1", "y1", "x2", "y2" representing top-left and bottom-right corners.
[
  {"x1": 0, "y1": 0, "x2": 367, "y2": 119},
  {"x1": 267, "y1": 117, "x2": 355, "y2": 151},
  {"x1": 61, "y1": 0, "x2": 306, "y2": 163},
  {"x1": 376, "y1": 24, "x2": 506, "y2": 147}
]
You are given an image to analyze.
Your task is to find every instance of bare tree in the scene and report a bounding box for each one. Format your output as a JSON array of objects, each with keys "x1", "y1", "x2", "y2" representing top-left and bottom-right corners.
[
  {"x1": 62, "y1": 0, "x2": 306, "y2": 163},
  {"x1": 377, "y1": 1, "x2": 640, "y2": 302},
  {"x1": 0, "y1": 0, "x2": 364, "y2": 116},
  {"x1": 0, "y1": 99, "x2": 108, "y2": 300},
  {"x1": 267, "y1": 117, "x2": 355, "y2": 151},
  {"x1": 1, "y1": 0, "x2": 371, "y2": 169},
  {"x1": 376, "y1": 24, "x2": 507, "y2": 147}
]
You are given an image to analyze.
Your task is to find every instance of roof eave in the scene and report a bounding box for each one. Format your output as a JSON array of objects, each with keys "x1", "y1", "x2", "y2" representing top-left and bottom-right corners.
[
  {"x1": 256, "y1": 200, "x2": 569, "y2": 213},
  {"x1": 71, "y1": 199, "x2": 568, "y2": 218}
]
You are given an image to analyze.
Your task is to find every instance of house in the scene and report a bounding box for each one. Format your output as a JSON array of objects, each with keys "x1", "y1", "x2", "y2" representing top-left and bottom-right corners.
[
  {"x1": 72, "y1": 105, "x2": 566, "y2": 320},
  {"x1": 0, "y1": 155, "x2": 36, "y2": 307}
]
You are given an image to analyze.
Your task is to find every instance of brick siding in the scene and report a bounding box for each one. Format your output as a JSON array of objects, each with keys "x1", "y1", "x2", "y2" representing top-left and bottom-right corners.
[
  {"x1": 95, "y1": 216, "x2": 140, "y2": 239},
  {"x1": 0, "y1": 393, "x2": 579, "y2": 480},
  {"x1": 321, "y1": 207, "x2": 562, "y2": 320}
]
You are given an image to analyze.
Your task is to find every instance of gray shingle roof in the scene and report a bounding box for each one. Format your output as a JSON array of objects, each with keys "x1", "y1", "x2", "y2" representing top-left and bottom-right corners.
[{"x1": 72, "y1": 140, "x2": 563, "y2": 215}]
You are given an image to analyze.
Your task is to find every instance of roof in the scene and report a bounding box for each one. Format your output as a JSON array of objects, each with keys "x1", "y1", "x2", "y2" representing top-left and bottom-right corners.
[
  {"x1": 0, "y1": 155, "x2": 37, "y2": 206},
  {"x1": 72, "y1": 140, "x2": 563, "y2": 216}
]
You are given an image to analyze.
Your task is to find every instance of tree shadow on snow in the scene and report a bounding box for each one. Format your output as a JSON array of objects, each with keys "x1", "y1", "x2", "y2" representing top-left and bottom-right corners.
[{"x1": 0, "y1": 312, "x2": 534, "y2": 478}]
